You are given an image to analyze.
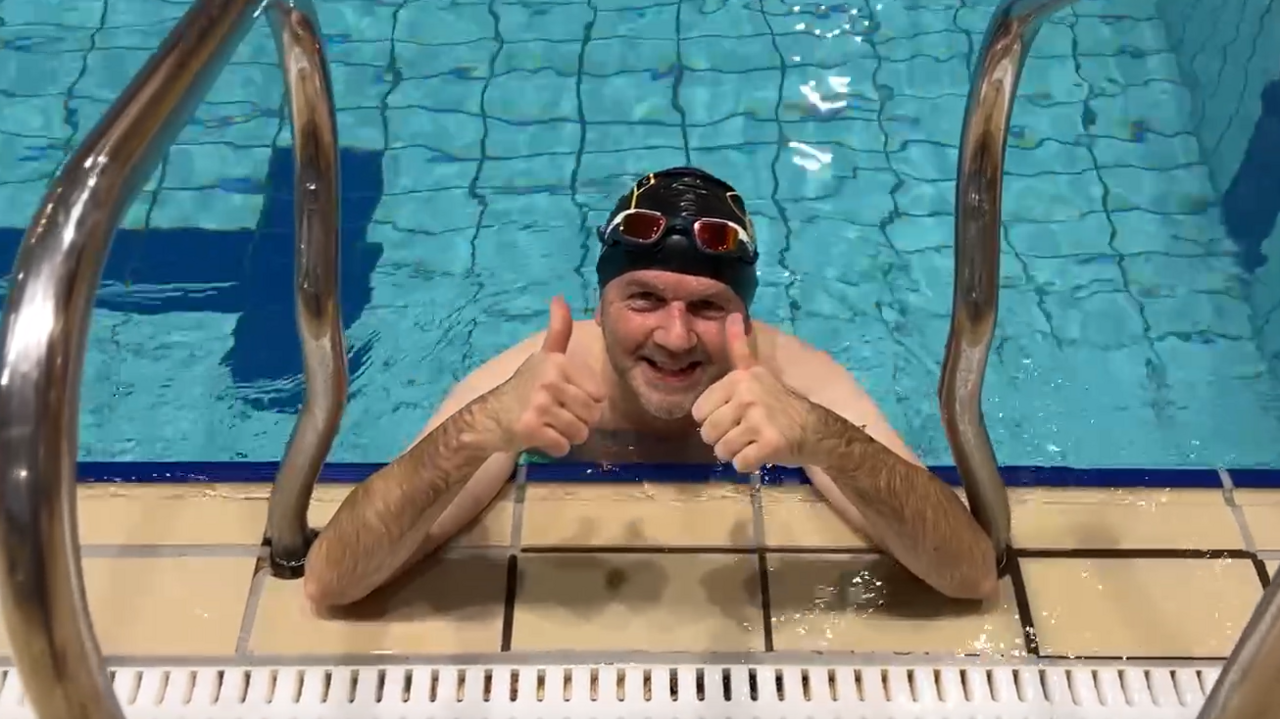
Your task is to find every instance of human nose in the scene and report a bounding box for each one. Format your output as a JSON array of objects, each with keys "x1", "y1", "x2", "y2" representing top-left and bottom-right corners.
[{"x1": 650, "y1": 304, "x2": 697, "y2": 353}]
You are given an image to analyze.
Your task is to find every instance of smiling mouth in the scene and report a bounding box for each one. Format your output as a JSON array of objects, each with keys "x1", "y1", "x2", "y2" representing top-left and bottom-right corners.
[{"x1": 640, "y1": 358, "x2": 702, "y2": 380}]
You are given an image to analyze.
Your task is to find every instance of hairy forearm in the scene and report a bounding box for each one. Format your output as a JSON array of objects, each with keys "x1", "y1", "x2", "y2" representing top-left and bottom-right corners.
[
  {"x1": 304, "y1": 392, "x2": 508, "y2": 608},
  {"x1": 804, "y1": 404, "x2": 998, "y2": 600}
]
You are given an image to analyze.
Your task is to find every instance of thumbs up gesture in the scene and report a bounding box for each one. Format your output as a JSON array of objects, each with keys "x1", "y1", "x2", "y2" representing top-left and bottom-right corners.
[
  {"x1": 494, "y1": 297, "x2": 606, "y2": 457},
  {"x1": 691, "y1": 314, "x2": 817, "y2": 474}
]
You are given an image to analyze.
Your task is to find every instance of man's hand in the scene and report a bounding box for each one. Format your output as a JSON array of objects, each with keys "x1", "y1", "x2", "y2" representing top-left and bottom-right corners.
[
  {"x1": 692, "y1": 313, "x2": 819, "y2": 473},
  {"x1": 491, "y1": 296, "x2": 607, "y2": 457}
]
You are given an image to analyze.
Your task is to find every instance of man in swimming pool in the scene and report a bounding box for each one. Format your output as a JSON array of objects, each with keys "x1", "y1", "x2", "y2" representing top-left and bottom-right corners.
[{"x1": 303, "y1": 167, "x2": 998, "y2": 609}]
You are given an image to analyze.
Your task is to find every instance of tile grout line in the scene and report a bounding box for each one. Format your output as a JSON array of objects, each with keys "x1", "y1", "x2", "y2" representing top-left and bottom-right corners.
[
  {"x1": 750, "y1": 472, "x2": 774, "y2": 652},
  {"x1": 500, "y1": 464, "x2": 528, "y2": 652},
  {"x1": 1005, "y1": 553, "x2": 1042, "y2": 658},
  {"x1": 234, "y1": 561, "x2": 269, "y2": 657},
  {"x1": 509, "y1": 463, "x2": 528, "y2": 551},
  {"x1": 1218, "y1": 469, "x2": 1270, "y2": 589},
  {"x1": 1219, "y1": 468, "x2": 1259, "y2": 553},
  {"x1": 80, "y1": 543, "x2": 262, "y2": 558}
]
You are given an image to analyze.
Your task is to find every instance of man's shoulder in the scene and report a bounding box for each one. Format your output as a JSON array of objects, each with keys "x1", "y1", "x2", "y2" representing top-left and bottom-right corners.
[
  {"x1": 753, "y1": 321, "x2": 828, "y2": 364},
  {"x1": 506, "y1": 320, "x2": 602, "y2": 361}
]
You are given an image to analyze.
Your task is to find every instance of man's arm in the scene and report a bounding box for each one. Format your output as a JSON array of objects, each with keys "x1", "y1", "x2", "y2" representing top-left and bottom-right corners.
[
  {"x1": 777, "y1": 342, "x2": 998, "y2": 600},
  {"x1": 303, "y1": 332, "x2": 546, "y2": 610}
]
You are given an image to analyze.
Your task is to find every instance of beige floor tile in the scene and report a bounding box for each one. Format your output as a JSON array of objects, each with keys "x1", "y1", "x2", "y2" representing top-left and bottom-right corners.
[
  {"x1": 521, "y1": 483, "x2": 754, "y2": 548},
  {"x1": 760, "y1": 486, "x2": 871, "y2": 549},
  {"x1": 82, "y1": 557, "x2": 254, "y2": 656},
  {"x1": 767, "y1": 554, "x2": 1025, "y2": 655},
  {"x1": 1021, "y1": 557, "x2": 1262, "y2": 658},
  {"x1": 1011, "y1": 488, "x2": 1241, "y2": 550},
  {"x1": 78, "y1": 483, "x2": 271, "y2": 545},
  {"x1": 1236, "y1": 490, "x2": 1280, "y2": 550},
  {"x1": 307, "y1": 483, "x2": 515, "y2": 547},
  {"x1": 250, "y1": 553, "x2": 507, "y2": 655},
  {"x1": 511, "y1": 552, "x2": 763, "y2": 651},
  {"x1": 0, "y1": 558, "x2": 254, "y2": 657}
]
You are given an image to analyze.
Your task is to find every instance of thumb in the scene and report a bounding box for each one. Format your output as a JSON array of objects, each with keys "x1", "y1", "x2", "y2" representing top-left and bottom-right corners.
[
  {"x1": 541, "y1": 296, "x2": 574, "y2": 354},
  {"x1": 726, "y1": 313, "x2": 755, "y2": 370}
]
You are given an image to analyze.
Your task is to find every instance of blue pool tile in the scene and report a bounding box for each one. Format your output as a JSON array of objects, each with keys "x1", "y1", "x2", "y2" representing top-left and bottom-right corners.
[
  {"x1": 0, "y1": 24, "x2": 95, "y2": 54},
  {"x1": 150, "y1": 188, "x2": 264, "y2": 229},
  {"x1": 70, "y1": 461, "x2": 1233, "y2": 489},
  {"x1": 336, "y1": 108, "x2": 388, "y2": 151},
  {"x1": 1101, "y1": 166, "x2": 1215, "y2": 215},
  {"x1": 0, "y1": 182, "x2": 52, "y2": 226},
  {"x1": 1, "y1": 49, "x2": 85, "y2": 97},
  {"x1": 164, "y1": 145, "x2": 272, "y2": 191},
  {"x1": 877, "y1": 56, "x2": 970, "y2": 101},
  {"x1": 204, "y1": 63, "x2": 283, "y2": 107},
  {"x1": 0, "y1": 96, "x2": 69, "y2": 138},
  {"x1": 77, "y1": 461, "x2": 384, "y2": 483},
  {"x1": 575, "y1": 147, "x2": 687, "y2": 187},
  {"x1": 1227, "y1": 470, "x2": 1280, "y2": 489},
  {"x1": 330, "y1": 64, "x2": 391, "y2": 110},
  {"x1": 486, "y1": 120, "x2": 581, "y2": 158},
  {"x1": 180, "y1": 103, "x2": 281, "y2": 147},
  {"x1": 524, "y1": 461, "x2": 749, "y2": 483},
  {"x1": 496, "y1": 3, "x2": 594, "y2": 43},
  {"x1": 0, "y1": 135, "x2": 61, "y2": 183},
  {"x1": 1007, "y1": 141, "x2": 1094, "y2": 176},
  {"x1": 385, "y1": 108, "x2": 485, "y2": 156},
  {"x1": 685, "y1": 116, "x2": 772, "y2": 150},
  {"x1": 382, "y1": 148, "x2": 477, "y2": 193},
  {"x1": 678, "y1": 3, "x2": 770, "y2": 37},
  {"x1": 389, "y1": 76, "x2": 487, "y2": 114},
  {"x1": 583, "y1": 38, "x2": 676, "y2": 76},
  {"x1": 587, "y1": 122, "x2": 684, "y2": 153},
  {"x1": 497, "y1": 40, "x2": 580, "y2": 76},
  {"x1": 397, "y1": 3, "x2": 495, "y2": 45},
  {"x1": 1028, "y1": 21, "x2": 1073, "y2": 58},
  {"x1": 2, "y1": 147, "x2": 386, "y2": 415},
  {"x1": 327, "y1": 39, "x2": 393, "y2": 69},
  {"x1": 760, "y1": 465, "x2": 1227, "y2": 488},
  {"x1": 396, "y1": 40, "x2": 497, "y2": 79},
  {"x1": 682, "y1": 36, "x2": 778, "y2": 73},
  {"x1": 595, "y1": 5, "x2": 677, "y2": 40},
  {"x1": 2, "y1": 0, "x2": 102, "y2": 25},
  {"x1": 785, "y1": 117, "x2": 884, "y2": 154},
  {"x1": 581, "y1": 72, "x2": 680, "y2": 124},
  {"x1": 489, "y1": 72, "x2": 580, "y2": 123},
  {"x1": 377, "y1": 189, "x2": 482, "y2": 234}
]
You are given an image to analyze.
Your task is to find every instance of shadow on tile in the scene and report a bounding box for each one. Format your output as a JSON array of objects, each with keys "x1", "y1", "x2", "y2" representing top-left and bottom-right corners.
[
  {"x1": 250, "y1": 553, "x2": 508, "y2": 655},
  {"x1": 511, "y1": 553, "x2": 764, "y2": 651},
  {"x1": 521, "y1": 483, "x2": 756, "y2": 548},
  {"x1": 323, "y1": 553, "x2": 509, "y2": 622}
]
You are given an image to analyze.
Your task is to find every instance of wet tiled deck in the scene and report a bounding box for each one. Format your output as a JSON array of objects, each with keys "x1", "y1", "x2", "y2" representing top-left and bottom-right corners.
[{"x1": 3, "y1": 471, "x2": 1273, "y2": 664}]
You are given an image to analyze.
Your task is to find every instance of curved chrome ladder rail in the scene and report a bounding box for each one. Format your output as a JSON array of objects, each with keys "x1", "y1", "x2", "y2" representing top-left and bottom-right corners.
[
  {"x1": 955, "y1": 2, "x2": 1280, "y2": 718},
  {"x1": 0, "y1": 0, "x2": 341, "y2": 715}
]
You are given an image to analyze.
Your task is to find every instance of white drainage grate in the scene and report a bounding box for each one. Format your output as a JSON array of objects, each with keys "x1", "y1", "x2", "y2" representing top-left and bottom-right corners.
[{"x1": 0, "y1": 663, "x2": 1220, "y2": 717}]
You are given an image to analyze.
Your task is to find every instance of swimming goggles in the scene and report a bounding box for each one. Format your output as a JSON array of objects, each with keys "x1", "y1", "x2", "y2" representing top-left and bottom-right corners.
[{"x1": 599, "y1": 208, "x2": 758, "y2": 264}]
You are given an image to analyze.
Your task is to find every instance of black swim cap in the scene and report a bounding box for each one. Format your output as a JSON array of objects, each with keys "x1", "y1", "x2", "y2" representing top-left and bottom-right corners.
[{"x1": 595, "y1": 167, "x2": 759, "y2": 306}]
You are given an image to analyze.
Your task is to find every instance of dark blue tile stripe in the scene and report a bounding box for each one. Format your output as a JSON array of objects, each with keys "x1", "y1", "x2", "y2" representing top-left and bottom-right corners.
[{"x1": 70, "y1": 460, "x2": 1270, "y2": 488}]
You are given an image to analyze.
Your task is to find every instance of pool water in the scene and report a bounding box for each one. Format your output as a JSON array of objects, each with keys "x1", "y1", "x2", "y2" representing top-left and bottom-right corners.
[{"x1": 1, "y1": 0, "x2": 1279, "y2": 468}]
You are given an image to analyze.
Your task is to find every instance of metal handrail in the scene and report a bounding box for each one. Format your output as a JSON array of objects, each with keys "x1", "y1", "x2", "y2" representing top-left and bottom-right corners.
[
  {"x1": 945, "y1": 0, "x2": 1072, "y2": 565},
  {"x1": 0, "y1": 0, "x2": 342, "y2": 715},
  {"x1": 957, "y1": 2, "x2": 1280, "y2": 718},
  {"x1": 261, "y1": 0, "x2": 347, "y2": 578},
  {"x1": 1197, "y1": 572, "x2": 1280, "y2": 716}
]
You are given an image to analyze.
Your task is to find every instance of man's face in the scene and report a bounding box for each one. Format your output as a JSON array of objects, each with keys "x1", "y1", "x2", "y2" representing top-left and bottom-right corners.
[{"x1": 597, "y1": 270, "x2": 748, "y2": 420}]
